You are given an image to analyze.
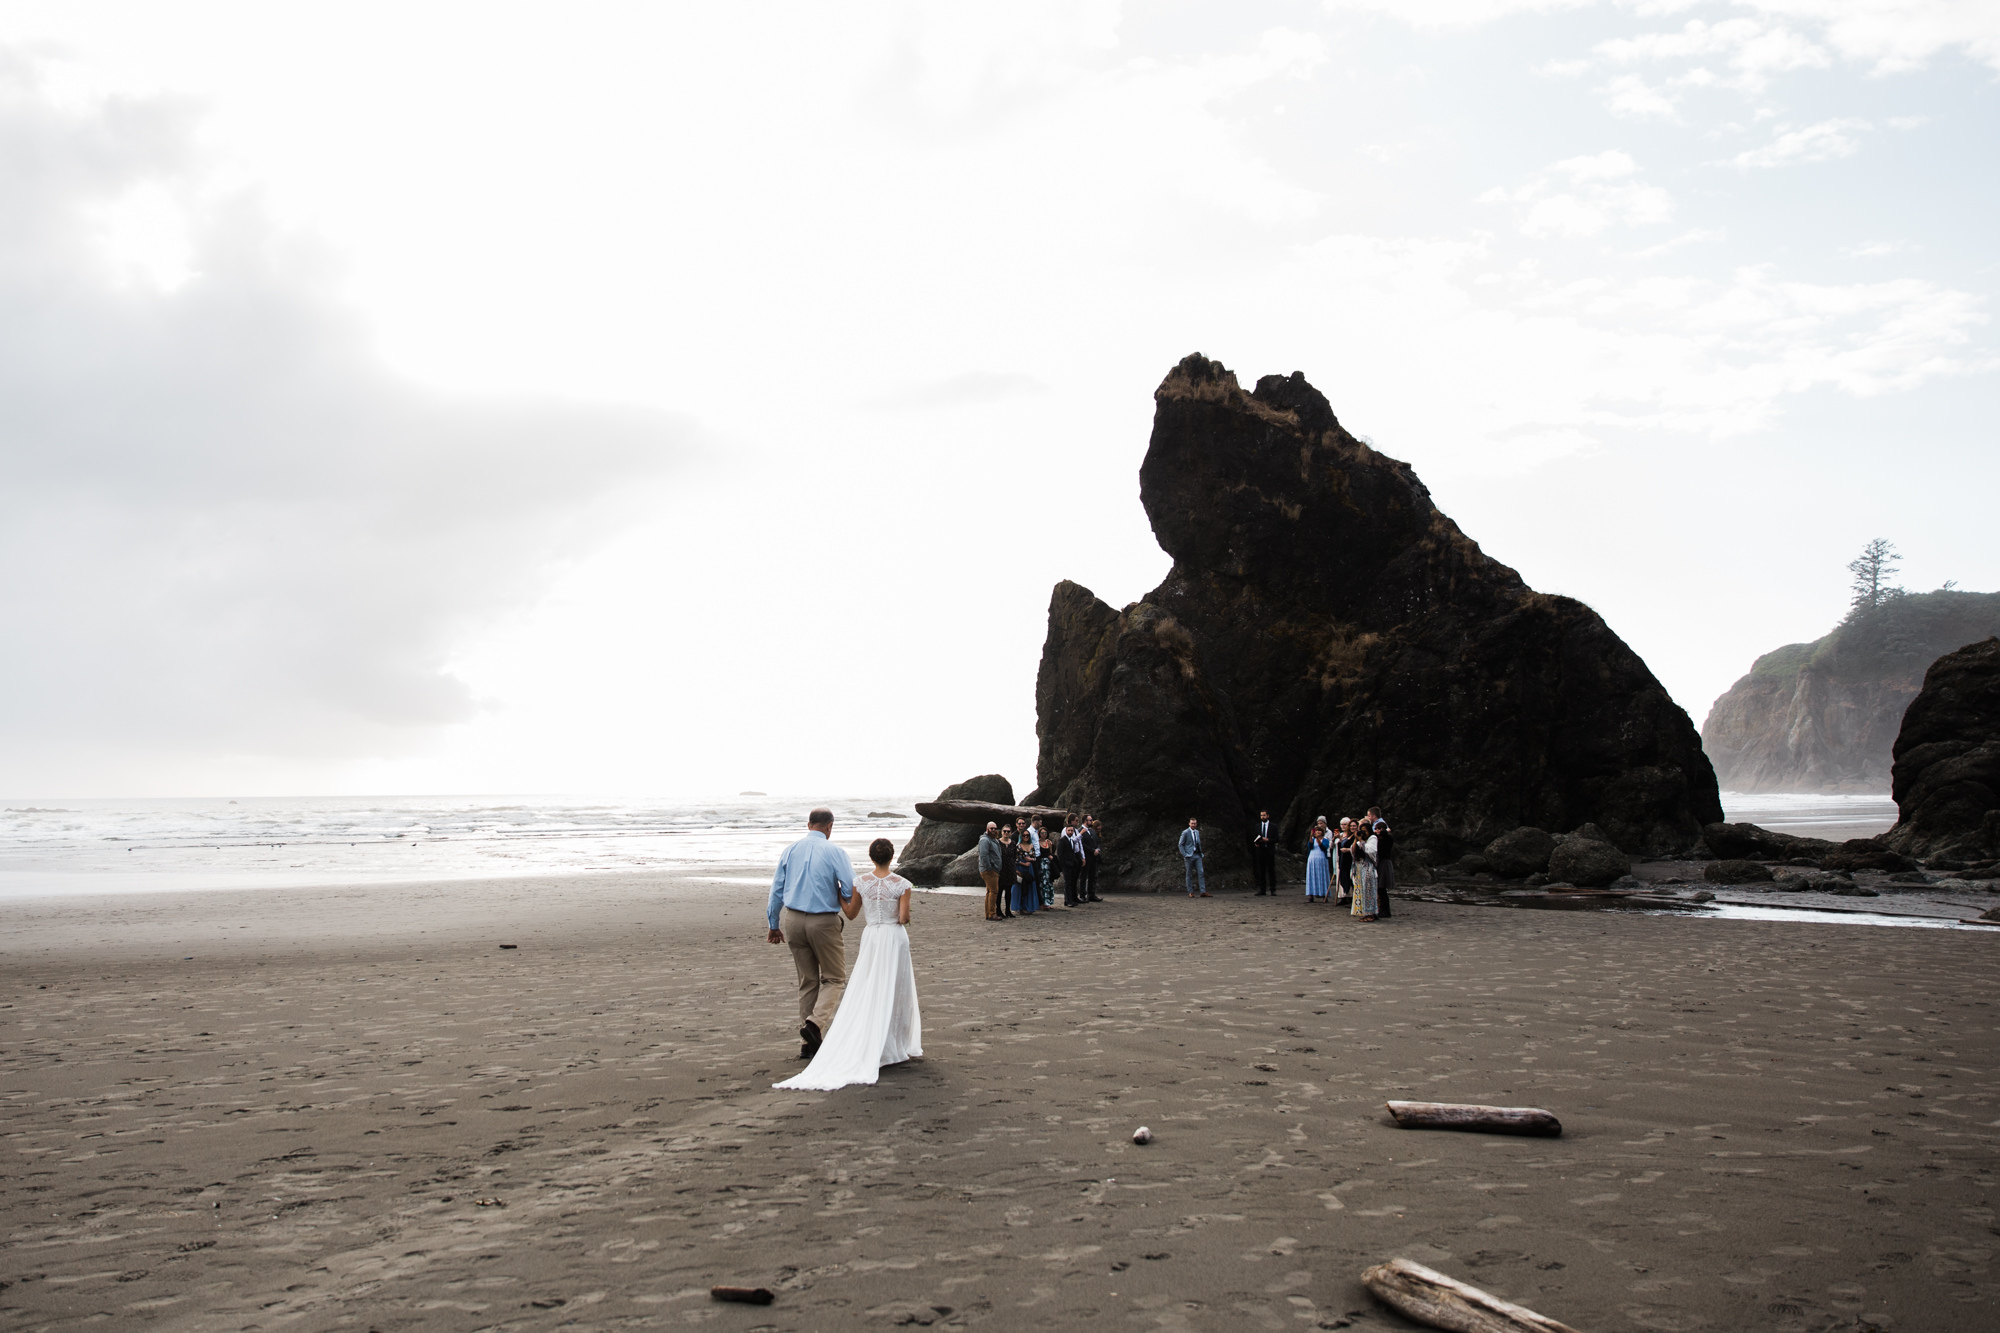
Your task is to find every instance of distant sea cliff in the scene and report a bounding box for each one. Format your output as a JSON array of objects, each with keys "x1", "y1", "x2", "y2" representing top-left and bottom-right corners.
[{"x1": 1702, "y1": 589, "x2": 2000, "y2": 793}]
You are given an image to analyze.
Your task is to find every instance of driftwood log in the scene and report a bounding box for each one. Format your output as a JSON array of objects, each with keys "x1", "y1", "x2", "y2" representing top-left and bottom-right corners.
[
  {"x1": 709, "y1": 1286, "x2": 774, "y2": 1305},
  {"x1": 913, "y1": 800, "x2": 1072, "y2": 826},
  {"x1": 1362, "y1": 1258, "x2": 1582, "y2": 1333},
  {"x1": 1386, "y1": 1101, "x2": 1561, "y2": 1136}
]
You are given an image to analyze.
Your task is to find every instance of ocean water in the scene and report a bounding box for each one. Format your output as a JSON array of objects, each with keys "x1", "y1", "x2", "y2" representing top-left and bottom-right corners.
[
  {"x1": 0, "y1": 789, "x2": 1904, "y2": 901},
  {"x1": 0, "y1": 795, "x2": 920, "y2": 899},
  {"x1": 1718, "y1": 791, "x2": 1899, "y2": 843}
]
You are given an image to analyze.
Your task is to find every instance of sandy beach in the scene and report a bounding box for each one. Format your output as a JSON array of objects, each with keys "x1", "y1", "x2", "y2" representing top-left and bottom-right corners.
[{"x1": 3, "y1": 873, "x2": 1995, "y2": 1332}]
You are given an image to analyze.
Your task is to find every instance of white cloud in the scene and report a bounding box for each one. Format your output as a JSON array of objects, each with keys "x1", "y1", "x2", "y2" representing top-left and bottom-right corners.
[
  {"x1": 1736, "y1": 0, "x2": 2000, "y2": 73},
  {"x1": 1600, "y1": 71, "x2": 1680, "y2": 117},
  {"x1": 1728, "y1": 116, "x2": 1870, "y2": 166},
  {"x1": 1595, "y1": 16, "x2": 1830, "y2": 88},
  {"x1": 1322, "y1": 0, "x2": 1596, "y2": 29},
  {"x1": 1287, "y1": 232, "x2": 1990, "y2": 470},
  {"x1": 1482, "y1": 150, "x2": 1675, "y2": 237},
  {"x1": 0, "y1": 65, "x2": 684, "y2": 767},
  {"x1": 1343, "y1": 0, "x2": 2000, "y2": 73}
]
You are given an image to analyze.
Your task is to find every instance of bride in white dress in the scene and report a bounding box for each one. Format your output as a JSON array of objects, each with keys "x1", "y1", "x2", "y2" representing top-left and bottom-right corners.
[{"x1": 774, "y1": 838, "x2": 922, "y2": 1091}]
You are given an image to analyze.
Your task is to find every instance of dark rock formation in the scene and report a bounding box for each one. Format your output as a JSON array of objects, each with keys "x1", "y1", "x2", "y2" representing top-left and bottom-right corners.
[
  {"x1": 1548, "y1": 835, "x2": 1631, "y2": 887},
  {"x1": 1483, "y1": 827, "x2": 1556, "y2": 878},
  {"x1": 1700, "y1": 822, "x2": 1838, "y2": 861},
  {"x1": 913, "y1": 800, "x2": 1069, "y2": 827},
  {"x1": 1820, "y1": 839, "x2": 1916, "y2": 874},
  {"x1": 1702, "y1": 591, "x2": 2000, "y2": 793},
  {"x1": 1026, "y1": 354, "x2": 1721, "y2": 889},
  {"x1": 1703, "y1": 859, "x2": 1774, "y2": 884},
  {"x1": 1882, "y1": 637, "x2": 2000, "y2": 862},
  {"x1": 940, "y1": 846, "x2": 987, "y2": 887},
  {"x1": 895, "y1": 774, "x2": 1013, "y2": 884}
]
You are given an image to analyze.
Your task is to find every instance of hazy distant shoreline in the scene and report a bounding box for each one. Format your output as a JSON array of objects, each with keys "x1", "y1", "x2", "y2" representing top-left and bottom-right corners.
[{"x1": 0, "y1": 790, "x2": 1898, "y2": 899}]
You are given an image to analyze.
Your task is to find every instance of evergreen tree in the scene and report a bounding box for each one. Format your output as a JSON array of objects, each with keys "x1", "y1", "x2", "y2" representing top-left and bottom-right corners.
[{"x1": 1847, "y1": 538, "x2": 1902, "y2": 611}]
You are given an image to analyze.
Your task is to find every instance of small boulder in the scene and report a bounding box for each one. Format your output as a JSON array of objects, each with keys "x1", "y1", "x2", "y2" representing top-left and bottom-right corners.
[
  {"x1": 1821, "y1": 839, "x2": 1916, "y2": 873},
  {"x1": 1483, "y1": 827, "x2": 1557, "y2": 878},
  {"x1": 1703, "y1": 859, "x2": 1774, "y2": 884},
  {"x1": 1564, "y1": 822, "x2": 1616, "y2": 846},
  {"x1": 940, "y1": 847, "x2": 986, "y2": 886},
  {"x1": 1451, "y1": 852, "x2": 1493, "y2": 877},
  {"x1": 1548, "y1": 837, "x2": 1630, "y2": 887}
]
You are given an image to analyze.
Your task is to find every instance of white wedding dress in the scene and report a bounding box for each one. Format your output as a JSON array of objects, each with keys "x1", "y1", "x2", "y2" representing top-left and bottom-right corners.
[{"x1": 773, "y1": 871, "x2": 922, "y2": 1091}]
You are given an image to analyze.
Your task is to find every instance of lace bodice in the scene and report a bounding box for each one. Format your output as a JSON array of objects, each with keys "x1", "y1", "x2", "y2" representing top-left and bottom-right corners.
[{"x1": 854, "y1": 871, "x2": 910, "y2": 926}]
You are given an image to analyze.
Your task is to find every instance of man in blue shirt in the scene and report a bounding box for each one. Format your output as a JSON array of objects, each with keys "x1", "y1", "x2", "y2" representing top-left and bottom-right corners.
[
  {"x1": 1178, "y1": 817, "x2": 1208, "y2": 897},
  {"x1": 766, "y1": 808, "x2": 856, "y2": 1058}
]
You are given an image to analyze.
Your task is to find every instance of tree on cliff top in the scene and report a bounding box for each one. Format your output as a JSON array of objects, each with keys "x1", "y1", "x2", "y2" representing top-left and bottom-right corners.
[{"x1": 1848, "y1": 538, "x2": 1903, "y2": 613}]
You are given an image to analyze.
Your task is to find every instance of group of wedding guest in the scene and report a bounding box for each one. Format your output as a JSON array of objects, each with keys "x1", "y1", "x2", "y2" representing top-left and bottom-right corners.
[
  {"x1": 976, "y1": 814, "x2": 1103, "y2": 921},
  {"x1": 1287, "y1": 807, "x2": 1396, "y2": 921}
]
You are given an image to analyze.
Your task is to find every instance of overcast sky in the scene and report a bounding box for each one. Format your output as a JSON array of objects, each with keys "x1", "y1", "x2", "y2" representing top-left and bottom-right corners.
[{"x1": 1, "y1": 0, "x2": 1994, "y2": 799}]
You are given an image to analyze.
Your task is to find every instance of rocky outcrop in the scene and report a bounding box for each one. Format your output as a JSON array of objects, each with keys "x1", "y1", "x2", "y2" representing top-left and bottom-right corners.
[
  {"x1": 1882, "y1": 637, "x2": 2000, "y2": 862},
  {"x1": 1700, "y1": 822, "x2": 1838, "y2": 861},
  {"x1": 1482, "y1": 827, "x2": 1556, "y2": 878},
  {"x1": 1548, "y1": 833, "x2": 1631, "y2": 887},
  {"x1": 895, "y1": 774, "x2": 1013, "y2": 884},
  {"x1": 1702, "y1": 591, "x2": 2000, "y2": 793},
  {"x1": 913, "y1": 800, "x2": 1069, "y2": 827},
  {"x1": 1026, "y1": 354, "x2": 1722, "y2": 889},
  {"x1": 1703, "y1": 859, "x2": 1774, "y2": 884}
]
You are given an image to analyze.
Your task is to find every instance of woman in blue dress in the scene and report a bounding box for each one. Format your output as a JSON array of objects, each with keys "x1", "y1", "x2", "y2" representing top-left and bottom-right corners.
[{"x1": 1303, "y1": 817, "x2": 1333, "y2": 901}]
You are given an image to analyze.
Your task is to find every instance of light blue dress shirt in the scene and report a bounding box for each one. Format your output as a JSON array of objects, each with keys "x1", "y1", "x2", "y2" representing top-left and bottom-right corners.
[{"x1": 767, "y1": 830, "x2": 856, "y2": 929}]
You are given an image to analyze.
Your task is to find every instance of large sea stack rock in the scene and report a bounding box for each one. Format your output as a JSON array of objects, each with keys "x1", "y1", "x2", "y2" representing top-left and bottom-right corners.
[
  {"x1": 1882, "y1": 637, "x2": 2000, "y2": 862},
  {"x1": 1701, "y1": 590, "x2": 2000, "y2": 793},
  {"x1": 895, "y1": 774, "x2": 1014, "y2": 884},
  {"x1": 1025, "y1": 354, "x2": 1721, "y2": 889}
]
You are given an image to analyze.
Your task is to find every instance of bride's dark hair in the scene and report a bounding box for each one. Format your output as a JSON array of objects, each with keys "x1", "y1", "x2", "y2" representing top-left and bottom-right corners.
[{"x1": 868, "y1": 837, "x2": 894, "y2": 866}]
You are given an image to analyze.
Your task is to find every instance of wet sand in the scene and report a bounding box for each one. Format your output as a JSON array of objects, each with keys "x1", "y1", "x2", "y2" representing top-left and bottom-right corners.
[{"x1": 2, "y1": 874, "x2": 1996, "y2": 1331}]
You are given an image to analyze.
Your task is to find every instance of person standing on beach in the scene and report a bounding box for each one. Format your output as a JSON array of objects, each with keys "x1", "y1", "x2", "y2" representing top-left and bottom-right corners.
[
  {"x1": 1081, "y1": 817, "x2": 1103, "y2": 901},
  {"x1": 1304, "y1": 817, "x2": 1332, "y2": 902},
  {"x1": 1334, "y1": 818, "x2": 1355, "y2": 904},
  {"x1": 1031, "y1": 815, "x2": 1055, "y2": 909},
  {"x1": 1013, "y1": 817, "x2": 1038, "y2": 916},
  {"x1": 997, "y1": 825, "x2": 1018, "y2": 919},
  {"x1": 766, "y1": 807, "x2": 856, "y2": 1059},
  {"x1": 1055, "y1": 821, "x2": 1083, "y2": 906},
  {"x1": 1250, "y1": 810, "x2": 1277, "y2": 895},
  {"x1": 1179, "y1": 817, "x2": 1208, "y2": 897},
  {"x1": 978, "y1": 822, "x2": 1003, "y2": 921},
  {"x1": 1368, "y1": 807, "x2": 1395, "y2": 920},
  {"x1": 1351, "y1": 821, "x2": 1379, "y2": 921}
]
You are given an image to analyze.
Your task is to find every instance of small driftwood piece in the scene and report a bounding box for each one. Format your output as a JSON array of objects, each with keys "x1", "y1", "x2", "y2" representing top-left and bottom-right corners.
[
  {"x1": 709, "y1": 1286, "x2": 774, "y2": 1305},
  {"x1": 1386, "y1": 1101, "x2": 1561, "y2": 1137},
  {"x1": 1362, "y1": 1258, "x2": 1582, "y2": 1333}
]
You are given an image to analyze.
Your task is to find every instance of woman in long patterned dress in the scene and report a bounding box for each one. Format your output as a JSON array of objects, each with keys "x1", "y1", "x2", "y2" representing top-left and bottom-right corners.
[
  {"x1": 1303, "y1": 818, "x2": 1332, "y2": 902},
  {"x1": 1351, "y1": 824, "x2": 1379, "y2": 920}
]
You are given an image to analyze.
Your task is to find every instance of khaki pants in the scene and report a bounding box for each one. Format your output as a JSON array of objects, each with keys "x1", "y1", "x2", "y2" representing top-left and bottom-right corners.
[
  {"x1": 982, "y1": 870, "x2": 1001, "y2": 920},
  {"x1": 781, "y1": 907, "x2": 846, "y2": 1030}
]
